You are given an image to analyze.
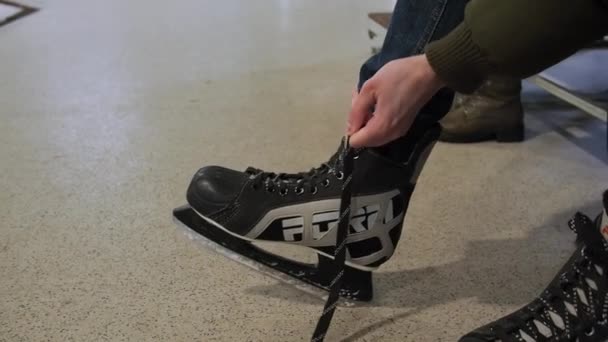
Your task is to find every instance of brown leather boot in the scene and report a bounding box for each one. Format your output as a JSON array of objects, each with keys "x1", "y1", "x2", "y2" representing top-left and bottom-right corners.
[{"x1": 440, "y1": 76, "x2": 524, "y2": 143}]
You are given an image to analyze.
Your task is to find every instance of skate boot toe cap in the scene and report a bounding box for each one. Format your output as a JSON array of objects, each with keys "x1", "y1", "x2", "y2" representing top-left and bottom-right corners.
[{"x1": 187, "y1": 166, "x2": 249, "y2": 215}]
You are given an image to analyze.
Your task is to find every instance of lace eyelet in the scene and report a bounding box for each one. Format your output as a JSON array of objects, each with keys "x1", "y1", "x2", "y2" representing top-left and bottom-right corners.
[
  {"x1": 599, "y1": 318, "x2": 608, "y2": 326},
  {"x1": 585, "y1": 327, "x2": 595, "y2": 336},
  {"x1": 321, "y1": 179, "x2": 330, "y2": 187},
  {"x1": 295, "y1": 187, "x2": 304, "y2": 195},
  {"x1": 311, "y1": 186, "x2": 318, "y2": 195},
  {"x1": 336, "y1": 171, "x2": 344, "y2": 180},
  {"x1": 267, "y1": 187, "x2": 275, "y2": 193},
  {"x1": 279, "y1": 188, "x2": 288, "y2": 196}
]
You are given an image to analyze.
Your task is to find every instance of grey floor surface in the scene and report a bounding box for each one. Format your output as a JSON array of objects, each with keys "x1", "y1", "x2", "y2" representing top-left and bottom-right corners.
[{"x1": 1, "y1": 1, "x2": 607, "y2": 341}]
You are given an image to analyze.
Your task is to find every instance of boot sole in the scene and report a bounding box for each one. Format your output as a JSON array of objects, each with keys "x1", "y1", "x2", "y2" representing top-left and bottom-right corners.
[{"x1": 440, "y1": 124, "x2": 525, "y2": 143}]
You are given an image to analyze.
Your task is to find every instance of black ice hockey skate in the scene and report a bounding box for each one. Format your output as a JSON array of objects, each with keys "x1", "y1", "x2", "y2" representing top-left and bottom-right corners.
[
  {"x1": 460, "y1": 190, "x2": 608, "y2": 342},
  {"x1": 174, "y1": 124, "x2": 441, "y2": 303}
]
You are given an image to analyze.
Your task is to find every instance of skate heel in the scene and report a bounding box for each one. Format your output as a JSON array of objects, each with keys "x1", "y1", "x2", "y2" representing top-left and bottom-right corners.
[
  {"x1": 496, "y1": 124, "x2": 524, "y2": 142},
  {"x1": 317, "y1": 255, "x2": 373, "y2": 302}
]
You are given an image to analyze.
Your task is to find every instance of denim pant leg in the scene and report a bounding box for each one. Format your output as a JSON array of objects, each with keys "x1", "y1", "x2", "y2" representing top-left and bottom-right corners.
[{"x1": 358, "y1": 0, "x2": 468, "y2": 125}]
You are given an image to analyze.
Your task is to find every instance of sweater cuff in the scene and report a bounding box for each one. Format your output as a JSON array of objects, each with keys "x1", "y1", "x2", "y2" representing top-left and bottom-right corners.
[{"x1": 424, "y1": 23, "x2": 489, "y2": 94}]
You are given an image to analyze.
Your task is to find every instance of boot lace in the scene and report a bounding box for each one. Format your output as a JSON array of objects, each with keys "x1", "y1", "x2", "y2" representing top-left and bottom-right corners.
[
  {"x1": 245, "y1": 139, "x2": 352, "y2": 196},
  {"x1": 487, "y1": 213, "x2": 608, "y2": 342}
]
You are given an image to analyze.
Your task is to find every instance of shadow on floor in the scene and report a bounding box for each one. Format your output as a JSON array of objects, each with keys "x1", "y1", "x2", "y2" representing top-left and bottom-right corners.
[{"x1": 244, "y1": 201, "x2": 603, "y2": 340}]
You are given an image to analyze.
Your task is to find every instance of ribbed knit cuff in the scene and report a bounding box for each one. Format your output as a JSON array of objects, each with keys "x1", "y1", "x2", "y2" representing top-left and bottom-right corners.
[{"x1": 424, "y1": 23, "x2": 489, "y2": 94}]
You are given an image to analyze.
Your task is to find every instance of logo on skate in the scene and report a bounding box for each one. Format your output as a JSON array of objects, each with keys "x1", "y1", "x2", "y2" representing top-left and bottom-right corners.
[
  {"x1": 309, "y1": 204, "x2": 380, "y2": 241},
  {"x1": 281, "y1": 217, "x2": 304, "y2": 242},
  {"x1": 279, "y1": 195, "x2": 402, "y2": 242}
]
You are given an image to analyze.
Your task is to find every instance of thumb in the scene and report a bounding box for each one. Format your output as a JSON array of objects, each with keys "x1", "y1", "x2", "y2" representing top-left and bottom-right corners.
[
  {"x1": 351, "y1": 87, "x2": 358, "y2": 107},
  {"x1": 347, "y1": 84, "x2": 376, "y2": 135},
  {"x1": 349, "y1": 115, "x2": 385, "y2": 148}
]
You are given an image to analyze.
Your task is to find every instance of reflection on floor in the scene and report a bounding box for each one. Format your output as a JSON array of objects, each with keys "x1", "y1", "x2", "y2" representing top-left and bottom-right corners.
[{"x1": 523, "y1": 49, "x2": 608, "y2": 165}]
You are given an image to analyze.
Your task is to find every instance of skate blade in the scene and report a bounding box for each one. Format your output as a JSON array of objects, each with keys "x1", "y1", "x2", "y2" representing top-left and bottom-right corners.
[
  {"x1": 173, "y1": 205, "x2": 373, "y2": 305},
  {"x1": 190, "y1": 205, "x2": 378, "y2": 272}
]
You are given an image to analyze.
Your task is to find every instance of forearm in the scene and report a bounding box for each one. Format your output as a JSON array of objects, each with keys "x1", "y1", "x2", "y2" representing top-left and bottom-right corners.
[{"x1": 425, "y1": 0, "x2": 608, "y2": 93}]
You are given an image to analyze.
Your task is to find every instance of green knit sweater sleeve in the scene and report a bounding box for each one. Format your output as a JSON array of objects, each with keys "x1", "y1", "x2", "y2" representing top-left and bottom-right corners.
[{"x1": 425, "y1": 0, "x2": 608, "y2": 93}]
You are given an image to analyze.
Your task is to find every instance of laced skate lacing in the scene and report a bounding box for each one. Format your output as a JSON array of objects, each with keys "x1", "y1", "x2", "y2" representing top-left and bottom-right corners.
[
  {"x1": 486, "y1": 213, "x2": 608, "y2": 342},
  {"x1": 245, "y1": 142, "x2": 349, "y2": 196},
  {"x1": 310, "y1": 137, "x2": 354, "y2": 342}
]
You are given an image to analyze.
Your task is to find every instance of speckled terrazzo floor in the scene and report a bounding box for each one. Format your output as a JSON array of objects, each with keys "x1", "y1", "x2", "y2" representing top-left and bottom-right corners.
[{"x1": 1, "y1": 1, "x2": 607, "y2": 341}]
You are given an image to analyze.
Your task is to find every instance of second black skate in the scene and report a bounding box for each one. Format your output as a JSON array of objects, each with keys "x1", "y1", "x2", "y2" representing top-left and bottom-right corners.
[{"x1": 460, "y1": 190, "x2": 608, "y2": 342}]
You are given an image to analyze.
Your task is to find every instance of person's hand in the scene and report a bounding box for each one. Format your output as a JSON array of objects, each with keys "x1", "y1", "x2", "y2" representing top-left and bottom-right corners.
[{"x1": 347, "y1": 54, "x2": 445, "y2": 148}]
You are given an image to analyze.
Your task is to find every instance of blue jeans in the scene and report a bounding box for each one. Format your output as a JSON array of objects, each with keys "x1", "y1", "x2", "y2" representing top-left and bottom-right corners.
[{"x1": 358, "y1": 0, "x2": 468, "y2": 133}]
